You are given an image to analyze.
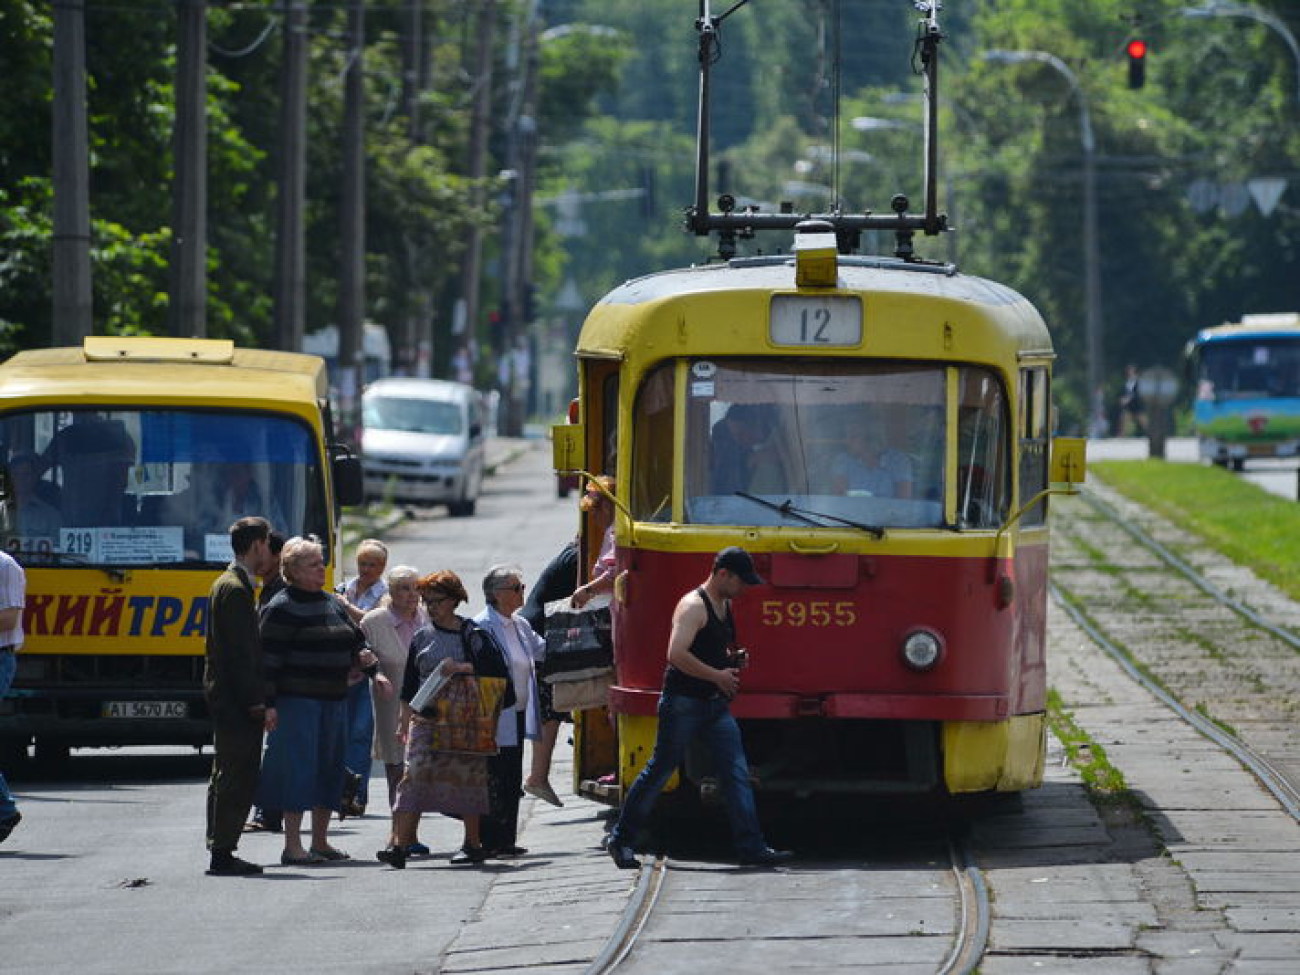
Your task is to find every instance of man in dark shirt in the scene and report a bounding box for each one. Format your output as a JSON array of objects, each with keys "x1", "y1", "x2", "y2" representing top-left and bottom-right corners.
[
  {"x1": 606, "y1": 547, "x2": 791, "y2": 869},
  {"x1": 203, "y1": 516, "x2": 277, "y2": 876},
  {"x1": 709, "y1": 405, "x2": 771, "y2": 494}
]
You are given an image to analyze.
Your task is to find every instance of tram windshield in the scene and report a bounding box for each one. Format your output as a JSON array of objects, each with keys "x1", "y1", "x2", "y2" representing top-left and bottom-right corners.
[
  {"x1": 0, "y1": 408, "x2": 328, "y2": 567},
  {"x1": 630, "y1": 359, "x2": 1008, "y2": 530},
  {"x1": 1193, "y1": 338, "x2": 1300, "y2": 400}
]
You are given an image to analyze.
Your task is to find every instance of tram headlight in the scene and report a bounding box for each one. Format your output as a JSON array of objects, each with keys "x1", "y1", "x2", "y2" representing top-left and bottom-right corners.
[{"x1": 900, "y1": 629, "x2": 943, "y2": 671}]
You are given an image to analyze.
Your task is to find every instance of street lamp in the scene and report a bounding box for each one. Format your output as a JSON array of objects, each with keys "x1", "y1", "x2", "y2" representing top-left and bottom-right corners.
[
  {"x1": 982, "y1": 49, "x2": 1103, "y2": 409},
  {"x1": 1182, "y1": 2, "x2": 1300, "y2": 108}
]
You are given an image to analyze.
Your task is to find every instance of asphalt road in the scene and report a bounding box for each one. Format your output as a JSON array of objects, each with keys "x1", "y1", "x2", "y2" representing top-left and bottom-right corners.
[{"x1": 0, "y1": 438, "x2": 578, "y2": 975}]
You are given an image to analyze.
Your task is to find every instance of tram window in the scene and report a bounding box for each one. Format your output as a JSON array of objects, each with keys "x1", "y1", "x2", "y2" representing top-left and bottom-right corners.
[
  {"x1": 957, "y1": 369, "x2": 1009, "y2": 528},
  {"x1": 681, "y1": 360, "x2": 946, "y2": 529},
  {"x1": 1018, "y1": 368, "x2": 1049, "y2": 528},
  {"x1": 631, "y1": 363, "x2": 674, "y2": 521}
]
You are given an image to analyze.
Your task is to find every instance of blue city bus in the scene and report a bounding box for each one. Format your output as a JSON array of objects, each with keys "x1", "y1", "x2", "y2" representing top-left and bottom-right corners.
[{"x1": 1186, "y1": 312, "x2": 1300, "y2": 470}]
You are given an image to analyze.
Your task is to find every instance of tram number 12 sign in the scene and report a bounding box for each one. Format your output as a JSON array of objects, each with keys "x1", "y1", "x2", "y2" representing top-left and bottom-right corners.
[{"x1": 769, "y1": 295, "x2": 862, "y2": 347}]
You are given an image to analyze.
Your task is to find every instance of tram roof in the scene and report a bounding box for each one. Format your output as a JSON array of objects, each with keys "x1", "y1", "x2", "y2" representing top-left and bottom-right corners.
[
  {"x1": 0, "y1": 338, "x2": 329, "y2": 411},
  {"x1": 577, "y1": 256, "x2": 1052, "y2": 357}
]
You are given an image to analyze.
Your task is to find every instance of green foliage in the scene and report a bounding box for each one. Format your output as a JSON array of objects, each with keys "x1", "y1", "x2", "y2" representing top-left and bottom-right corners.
[
  {"x1": 1093, "y1": 459, "x2": 1300, "y2": 599},
  {"x1": 4, "y1": 0, "x2": 1299, "y2": 420}
]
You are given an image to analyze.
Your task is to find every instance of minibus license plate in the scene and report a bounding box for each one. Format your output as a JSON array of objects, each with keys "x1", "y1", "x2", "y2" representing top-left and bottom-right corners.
[{"x1": 103, "y1": 701, "x2": 188, "y2": 719}]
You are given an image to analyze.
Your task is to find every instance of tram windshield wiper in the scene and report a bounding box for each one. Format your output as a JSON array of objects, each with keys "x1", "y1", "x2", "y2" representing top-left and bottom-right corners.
[
  {"x1": 735, "y1": 491, "x2": 823, "y2": 527},
  {"x1": 735, "y1": 492, "x2": 886, "y2": 538}
]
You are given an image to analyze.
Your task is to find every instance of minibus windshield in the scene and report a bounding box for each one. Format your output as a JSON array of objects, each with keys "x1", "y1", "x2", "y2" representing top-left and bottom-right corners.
[{"x1": 0, "y1": 409, "x2": 327, "y2": 567}]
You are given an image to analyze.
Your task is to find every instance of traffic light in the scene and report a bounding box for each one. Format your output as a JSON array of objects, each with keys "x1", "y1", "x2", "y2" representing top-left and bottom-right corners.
[{"x1": 1126, "y1": 38, "x2": 1147, "y2": 89}]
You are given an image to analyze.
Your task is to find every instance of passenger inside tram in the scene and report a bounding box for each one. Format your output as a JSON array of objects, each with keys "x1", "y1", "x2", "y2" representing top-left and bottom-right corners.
[{"x1": 829, "y1": 425, "x2": 915, "y2": 499}]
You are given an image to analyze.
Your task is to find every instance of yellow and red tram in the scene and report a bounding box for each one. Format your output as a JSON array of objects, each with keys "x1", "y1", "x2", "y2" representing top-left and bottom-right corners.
[
  {"x1": 552, "y1": 2, "x2": 1083, "y2": 807},
  {"x1": 554, "y1": 228, "x2": 1084, "y2": 804}
]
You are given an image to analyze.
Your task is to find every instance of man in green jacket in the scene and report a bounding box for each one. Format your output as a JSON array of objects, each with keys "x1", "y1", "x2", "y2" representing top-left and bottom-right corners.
[{"x1": 204, "y1": 516, "x2": 277, "y2": 876}]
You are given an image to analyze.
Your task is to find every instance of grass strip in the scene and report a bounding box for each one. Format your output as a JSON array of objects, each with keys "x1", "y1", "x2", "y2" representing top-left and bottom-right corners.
[
  {"x1": 1092, "y1": 459, "x2": 1300, "y2": 600},
  {"x1": 1046, "y1": 688, "x2": 1129, "y2": 800}
]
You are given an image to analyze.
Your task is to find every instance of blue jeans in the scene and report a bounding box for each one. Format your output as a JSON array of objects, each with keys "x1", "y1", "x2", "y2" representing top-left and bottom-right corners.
[
  {"x1": 343, "y1": 680, "x2": 374, "y2": 806},
  {"x1": 610, "y1": 693, "x2": 766, "y2": 858},
  {"x1": 0, "y1": 652, "x2": 18, "y2": 820}
]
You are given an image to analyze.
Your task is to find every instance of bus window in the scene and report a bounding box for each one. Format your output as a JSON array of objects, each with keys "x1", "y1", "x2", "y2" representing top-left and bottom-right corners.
[
  {"x1": 631, "y1": 363, "x2": 674, "y2": 521},
  {"x1": 680, "y1": 360, "x2": 946, "y2": 529},
  {"x1": 0, "y1": 408, "x2": 326, "y2": 567},
  {"x1": 957, "y1": 369, "x2": 1009, "y2": 528}
]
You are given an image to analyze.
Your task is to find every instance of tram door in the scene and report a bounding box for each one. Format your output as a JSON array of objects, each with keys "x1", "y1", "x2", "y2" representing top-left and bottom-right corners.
[{"x1": 572, "y1": 360, "x2": 621, "y2": 795}]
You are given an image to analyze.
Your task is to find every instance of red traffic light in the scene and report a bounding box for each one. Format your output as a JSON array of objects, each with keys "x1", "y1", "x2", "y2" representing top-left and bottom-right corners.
[{"x1": 1126, "y1": 38, "x2": 1147, "y2": 89}]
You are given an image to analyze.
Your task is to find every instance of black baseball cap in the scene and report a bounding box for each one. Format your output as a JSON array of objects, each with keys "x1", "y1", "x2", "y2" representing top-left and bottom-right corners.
[{"x1": 713, "y1": 546, "x2": 762, "y2": 585}]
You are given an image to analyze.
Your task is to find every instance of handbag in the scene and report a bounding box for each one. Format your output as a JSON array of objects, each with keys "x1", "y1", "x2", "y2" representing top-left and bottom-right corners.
[
  {"x1": 541, "y1": 594, "x2": 613, "y2": 679},
  {"x1": 549, "y1": 669, "x2": 614, "y2": 711},
  {"x1": 428, "y1": 674, "x2": 507, "y2": 756}
]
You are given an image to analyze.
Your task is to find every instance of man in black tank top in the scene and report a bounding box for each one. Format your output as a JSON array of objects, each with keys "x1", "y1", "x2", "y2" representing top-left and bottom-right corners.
[{"x1": 607, "y1": 547, "x2": 792, "y2": 869}]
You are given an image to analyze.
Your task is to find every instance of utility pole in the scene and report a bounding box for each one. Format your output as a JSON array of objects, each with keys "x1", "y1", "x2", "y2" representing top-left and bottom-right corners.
[
  {"x1": 52, "y1": 0, "x2": 92, "y2": 343},
  {"x1": 500, "y1": 1, "x2": 540, "y2": 436},
  {"x1": 169, "y1": 0, "x2": 208, "y2": 337},
  {"x1": 399, "y1": 0, "x2": 430, "y2": 377},
  {"x1": 337, "y1": 0, "x2": 366, "y2": 431},
  {"x1": 455, "y1": 0, "x2": 496, "y2": 384},
  {"x1": 273, "y1": 0, "x2": 308, "y2": 353}
]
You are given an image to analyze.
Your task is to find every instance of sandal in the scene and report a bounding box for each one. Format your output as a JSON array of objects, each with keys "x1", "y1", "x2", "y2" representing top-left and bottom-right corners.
[
  {"x1": 309, "y1": 846, "x2": 351, "y2": 861},
  {"x1": 280, "y1": 850, "x2": 326, "y2": 866}
]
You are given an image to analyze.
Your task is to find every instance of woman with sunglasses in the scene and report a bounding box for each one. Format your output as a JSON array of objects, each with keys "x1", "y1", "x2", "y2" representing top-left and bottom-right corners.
[
  {"x1": 377, "y1": 570, "x2": 514, "y2": 869},
  {"x1": 473, "y1": 565, "x2": 545, "y2": 858}
]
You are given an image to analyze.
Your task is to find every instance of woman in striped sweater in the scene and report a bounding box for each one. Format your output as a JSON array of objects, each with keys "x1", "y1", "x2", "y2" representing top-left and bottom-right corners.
[{"x1": 255, "y1": 536, "x2": 392, "y2": 866}]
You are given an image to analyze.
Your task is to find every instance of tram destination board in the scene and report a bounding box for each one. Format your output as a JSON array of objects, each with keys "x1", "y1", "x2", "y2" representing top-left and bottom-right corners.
[{"x1": 769, "y1": 294, "x2": 862, "y2": 347}]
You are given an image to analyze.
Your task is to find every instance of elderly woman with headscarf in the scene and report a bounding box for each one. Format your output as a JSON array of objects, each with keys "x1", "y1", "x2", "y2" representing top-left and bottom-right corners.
[
  {"x1": 376, "y1": 570, "x2": 514, "y2": 869},
  {"x1": 255, "y1": 536, "x2": 391, "y2": 866}
]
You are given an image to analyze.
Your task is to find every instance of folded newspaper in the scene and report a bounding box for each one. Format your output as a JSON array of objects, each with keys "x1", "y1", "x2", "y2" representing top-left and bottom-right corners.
[{"x1": 409, "y1": 665, "x2": 453, "y2": 713}]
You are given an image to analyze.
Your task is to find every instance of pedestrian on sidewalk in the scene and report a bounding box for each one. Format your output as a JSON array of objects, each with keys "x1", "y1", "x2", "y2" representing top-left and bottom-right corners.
[
  {"x1": 0, "y1": 547, "x2": 25, "y2": 847},
  {"x1": 606, "y1": 547, "x2": 791, "y2": 870},
  {"x1": 257, "y1": 536, "x2": 390, "y2": 866},
  {"x1": 474, "y1": 565, "x2": 545, "y2": 858},
  {"x1": 203, "y1": 516, "x2": 277, "y2": 875},
  {"x1": 519, "y1": 538, "x2": 580, "y2": 808},
  {"x1": 336, "y1": 538, "x2": 390, "y2": 818}
]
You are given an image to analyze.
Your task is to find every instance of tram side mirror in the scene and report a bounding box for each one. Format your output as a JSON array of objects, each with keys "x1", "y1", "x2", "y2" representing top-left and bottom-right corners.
[
  {"x1": 1050, "y1": 437, "x2": 1087, "y2": 491},
  {"x1": 552, "y1": 423, "x2": 586, "y2": 475},
  {"x1": 331, "y1": 443, "x2": 365, "y2": 508}
]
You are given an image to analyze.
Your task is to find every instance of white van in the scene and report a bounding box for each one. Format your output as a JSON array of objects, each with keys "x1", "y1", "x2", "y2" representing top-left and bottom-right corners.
[{"x1": 361, "y1": 378, "x2": 486, "y2": 516}]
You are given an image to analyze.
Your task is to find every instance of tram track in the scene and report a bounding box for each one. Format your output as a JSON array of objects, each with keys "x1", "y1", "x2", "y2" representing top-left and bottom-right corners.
[
  {"x1": 1050, "y1": 483, "x2": 1300, "y2": 818},
  {"x1": 586, "y1": 836, "x2": 990, "y2": 975}
]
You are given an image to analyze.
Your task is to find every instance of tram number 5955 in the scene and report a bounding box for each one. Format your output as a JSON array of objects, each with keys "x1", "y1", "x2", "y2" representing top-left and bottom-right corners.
[{"x1": 760, "y1": 600, "x2": 857, "y2": 628}]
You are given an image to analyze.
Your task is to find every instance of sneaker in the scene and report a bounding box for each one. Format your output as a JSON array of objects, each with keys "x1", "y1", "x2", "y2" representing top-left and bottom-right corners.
[
  {"x1": 0, "y1": 811, "x2": 20, "y2": 845},
  {"x1": 608, "y1": 842, "x2": 639, "y2": 870},
  {"x1": 737, "y1": 847, "x2": 793, "y2": 867},
  {"x1": 404, "y1": 842, "x2": 431, "y2": 857},
  {"x1": 376, "y1": 846, "x2": 407, "y2": 870},
  {"x1": 206, "y1": 853, "x2": 263, "y2": 876}
]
